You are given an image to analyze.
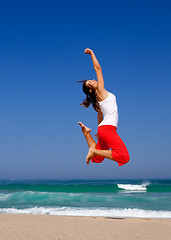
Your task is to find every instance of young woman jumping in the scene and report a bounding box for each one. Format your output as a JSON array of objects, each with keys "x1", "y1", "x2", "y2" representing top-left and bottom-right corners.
[{"x1": 78, "y1": 48, "x2": 130, "y2": 166}]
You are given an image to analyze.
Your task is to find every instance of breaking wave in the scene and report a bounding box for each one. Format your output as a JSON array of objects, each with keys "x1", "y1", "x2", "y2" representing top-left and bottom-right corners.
[
  {"x1": 117, "y1": 182, "x2": 150, "y2": 192},
  {"x1": 0, "y1": 206, "x2": 171, "y2": 219}
]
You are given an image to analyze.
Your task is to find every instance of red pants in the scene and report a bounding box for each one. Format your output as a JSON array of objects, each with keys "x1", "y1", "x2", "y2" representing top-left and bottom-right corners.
[{"x1": 91, "y1": 125, "x2": 130, "y2": 166}]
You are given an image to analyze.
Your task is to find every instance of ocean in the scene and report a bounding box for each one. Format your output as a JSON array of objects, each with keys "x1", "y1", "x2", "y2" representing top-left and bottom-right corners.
[{"x1": 0, "y1": 179, "x2": 171, "y2": 218}]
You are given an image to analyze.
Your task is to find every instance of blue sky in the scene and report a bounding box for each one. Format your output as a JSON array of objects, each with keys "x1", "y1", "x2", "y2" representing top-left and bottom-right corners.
[{"x1": 0, "y1": 0, "x2": 171, "y2": 179}]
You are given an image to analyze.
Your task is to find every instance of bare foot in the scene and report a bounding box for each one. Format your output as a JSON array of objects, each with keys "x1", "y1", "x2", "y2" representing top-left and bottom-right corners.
[
  {"x1": 78, "y1": 122, "x2": 91, "y2": 134},
  {"x1": 86, "y1": 147, "x2": 95, "y2": 164}
]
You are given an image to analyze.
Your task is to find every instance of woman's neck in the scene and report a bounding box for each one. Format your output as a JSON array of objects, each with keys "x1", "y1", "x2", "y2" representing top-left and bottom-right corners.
[{"x1": 96, "y1": 91, "x2": 103, "y2": 102}]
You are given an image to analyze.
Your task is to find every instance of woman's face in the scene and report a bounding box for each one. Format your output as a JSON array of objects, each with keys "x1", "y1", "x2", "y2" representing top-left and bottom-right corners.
[{"x1": 85, "y1": 79, "x2": 97, "y2": 92}]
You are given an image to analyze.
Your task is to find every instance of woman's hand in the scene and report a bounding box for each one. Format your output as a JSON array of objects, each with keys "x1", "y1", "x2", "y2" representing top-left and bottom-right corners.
[{"x1": 84, "y1": 48, "x2": 93, "y2": 54}]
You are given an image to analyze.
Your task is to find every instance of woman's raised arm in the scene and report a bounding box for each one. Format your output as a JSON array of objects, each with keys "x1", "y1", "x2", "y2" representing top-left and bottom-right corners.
[{"x1": 85, "y1": 48, "x2": 106, "y2": 96}]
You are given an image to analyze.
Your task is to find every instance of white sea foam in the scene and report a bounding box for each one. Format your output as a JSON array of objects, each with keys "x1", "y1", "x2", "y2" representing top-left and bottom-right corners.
[
  {"x1": 117, "y1": 182, "x2": 150, "y2": 192},
  {"x1": 0, "y1": 207, "x2": 171, "y2": 219},
  {"x1": 0, "y1": 193, "x2": 11, "y2": 200}
]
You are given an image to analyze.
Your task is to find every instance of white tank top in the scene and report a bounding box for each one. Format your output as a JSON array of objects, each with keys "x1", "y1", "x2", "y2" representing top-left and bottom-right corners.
[{"x1": 98, "y1": 92, "x2": 118, "y2": 127}]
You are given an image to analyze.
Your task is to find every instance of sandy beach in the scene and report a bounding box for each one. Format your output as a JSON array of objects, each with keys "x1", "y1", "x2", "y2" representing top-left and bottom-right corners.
[{"x1": 0, "y1": 214, "x2": 170, "y2": 240}]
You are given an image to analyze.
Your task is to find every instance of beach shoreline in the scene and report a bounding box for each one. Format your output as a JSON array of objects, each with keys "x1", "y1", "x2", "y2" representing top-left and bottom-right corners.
[{"x1": 0, "y1": 213, "x2": 171, "y2": 240}]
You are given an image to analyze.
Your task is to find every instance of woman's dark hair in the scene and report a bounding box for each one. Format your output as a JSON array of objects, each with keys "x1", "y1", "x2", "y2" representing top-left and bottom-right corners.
[{"x1": 78, "y1": 80, "x2": 99, "y2": 112}]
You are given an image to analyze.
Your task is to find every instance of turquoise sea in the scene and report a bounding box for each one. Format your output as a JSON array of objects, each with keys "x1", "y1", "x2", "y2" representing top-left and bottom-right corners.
[{"x1": 0, "y1": 179, "x2": 171, "y2": 218}]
